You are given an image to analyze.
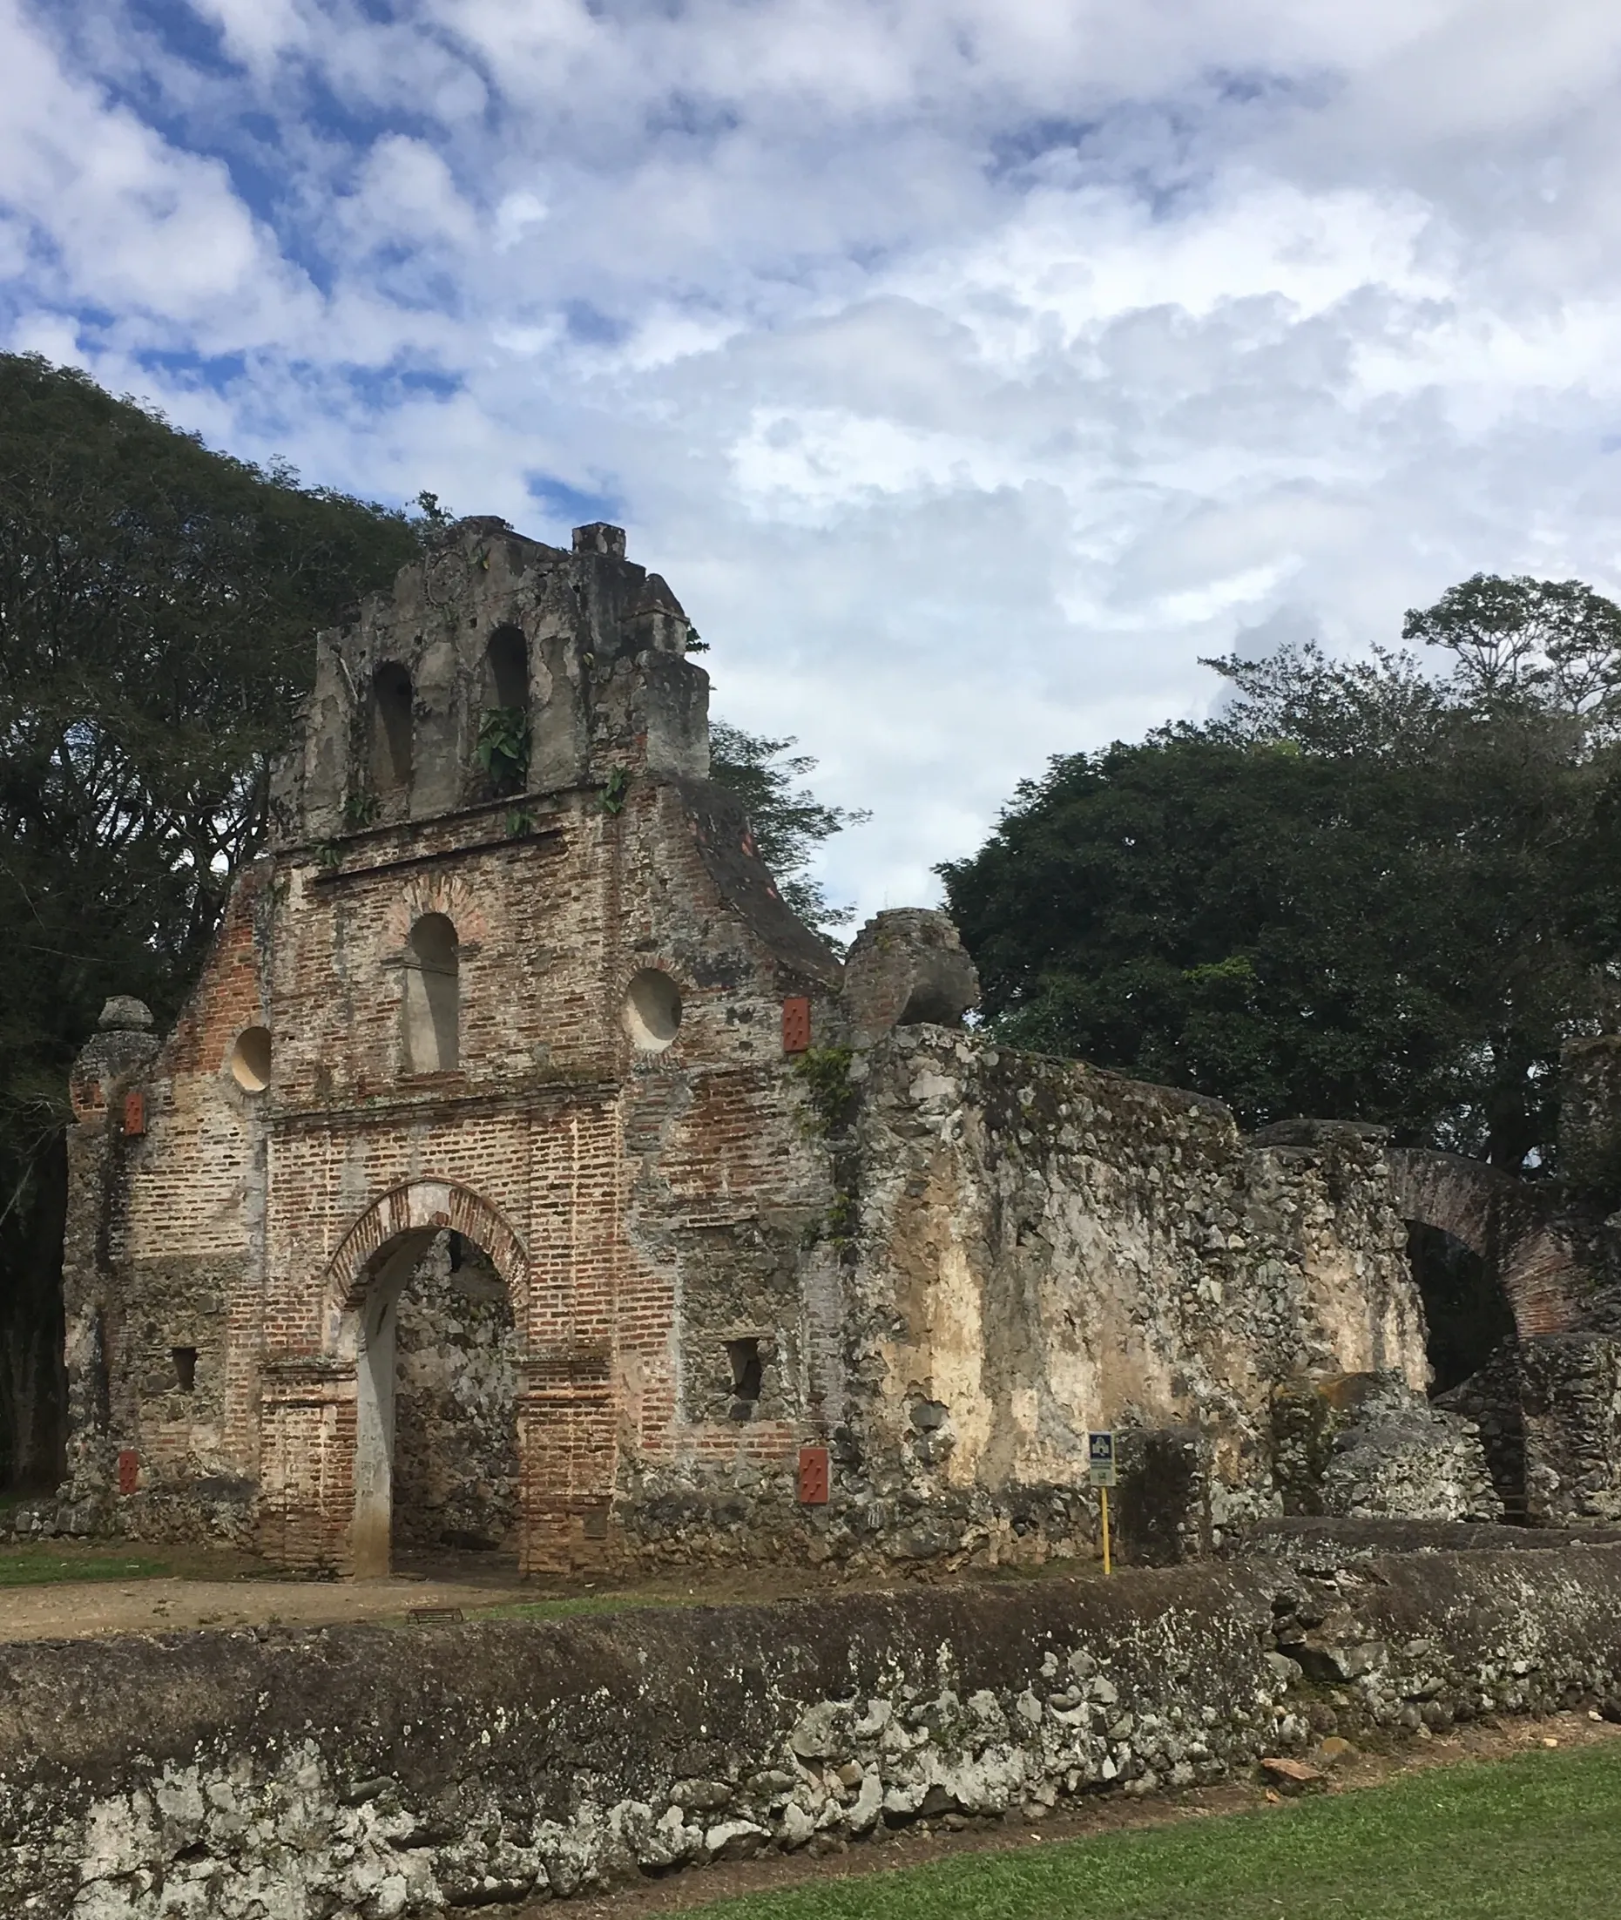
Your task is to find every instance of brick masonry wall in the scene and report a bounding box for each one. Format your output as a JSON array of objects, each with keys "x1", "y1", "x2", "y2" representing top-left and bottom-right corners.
[{"x1": 61, "y1": 524, "x2": 847, "y2": 1571}]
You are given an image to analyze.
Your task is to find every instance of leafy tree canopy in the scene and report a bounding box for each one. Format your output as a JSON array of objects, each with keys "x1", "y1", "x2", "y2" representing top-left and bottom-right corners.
[
  {"x1": 0, "y1": 352, "x2": 420, "y2": 1483},
  {"x1": 708, "y1": 719, "x2": 869, "y2": 930},
  {"x1": 941, "y1": 575, "x2": 1621, "y2": 1173}
]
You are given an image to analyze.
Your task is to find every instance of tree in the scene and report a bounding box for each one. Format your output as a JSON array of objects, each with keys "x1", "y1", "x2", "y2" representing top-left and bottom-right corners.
[
  {"x1": 941, "y1": 580, "x2": 1621, "y2": 1173},
  {"x1": 708, "y1": 720, "x2": 869, "y2": 930},
  {"x1": 0, "y1": 353, "x2": 420, "y2": 1488},
  {"x1": 1402, "y1": 572, "x2": 1621, "y2": 726}
]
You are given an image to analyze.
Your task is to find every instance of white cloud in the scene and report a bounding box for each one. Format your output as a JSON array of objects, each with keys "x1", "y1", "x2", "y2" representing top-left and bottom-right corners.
[{"x1": 7, "y1": 0, "x2": 1621, "y2": 918}]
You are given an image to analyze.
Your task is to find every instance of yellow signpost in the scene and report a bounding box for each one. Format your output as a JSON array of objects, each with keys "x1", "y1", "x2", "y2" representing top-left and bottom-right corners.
[{"x1": 1088, "y1": 1431, "x2": 1116, "y2": 1576}]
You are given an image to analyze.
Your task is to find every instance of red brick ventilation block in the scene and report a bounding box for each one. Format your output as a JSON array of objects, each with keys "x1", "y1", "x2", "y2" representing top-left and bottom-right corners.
[
  {"x1": 117, "y1": 1449, "x2": 140, "y2": 1496},
  {"x1": 782, "y1": 997, "x2": 811, "y2": 1055},
  {"x1": 797, "y1": 1444, "x2": 830, "y2": 1505},
  {"x1": 123, "y1": 1091, "x2": 146, "y2": 1137}
]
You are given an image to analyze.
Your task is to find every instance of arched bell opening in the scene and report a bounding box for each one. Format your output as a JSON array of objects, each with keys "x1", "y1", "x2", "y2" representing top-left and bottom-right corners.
[
  {"x1": 485, "y1": 624, "x2": 529, "y2": 711},
  {"x1": 369, "y1": 661, "x2": 414, "y2": 801}
]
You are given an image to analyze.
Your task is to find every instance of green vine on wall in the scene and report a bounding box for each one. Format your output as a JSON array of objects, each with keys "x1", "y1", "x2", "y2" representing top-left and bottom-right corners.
[
  {"x1": 476, "y1": 704, "x2": 531, "y2": 794},
  {"x1": 601, "y1": 766, "x2": 631, "y2": 814},
  {"x1": 342, "y1": 790, "x2": 380, "y2": 829},
  {"x1": 791, "y1": 1045, "x2": 857, "y2": 1137},
  {"x1": 792, "y1": 1045, "x2": 861, "y2": 1259}
]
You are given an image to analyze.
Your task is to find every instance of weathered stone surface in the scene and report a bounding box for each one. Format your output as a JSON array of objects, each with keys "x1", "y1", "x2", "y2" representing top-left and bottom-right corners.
[
  {"x1": 838, "y1": 1029, "x2": 1429, "y2": 1564},
  {"x1": 390, "y1": 1235, "x2": 518, "y2": 1552},
  {"x1": 1312, "y1": 1373, "x2": 1501, "y2": 1524},
  {"x1": 7, "y1": 1548, "x2": 1621, "y2": 1915},
  {"x1": 843, "y1": 910, "x2": 979, "y2": 1050},
  {"x1": 1258, "y1": 1755, "x2": 1323, "y2": 1791}
]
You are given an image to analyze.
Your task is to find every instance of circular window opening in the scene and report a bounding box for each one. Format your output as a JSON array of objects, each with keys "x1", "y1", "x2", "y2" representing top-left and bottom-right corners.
[
  {"x1": 622, "y1": 969, "x2": 682, "y2": 1052},
  {"x1": 229, "y1": 1026, "x2": 273, "y2": 1092}
]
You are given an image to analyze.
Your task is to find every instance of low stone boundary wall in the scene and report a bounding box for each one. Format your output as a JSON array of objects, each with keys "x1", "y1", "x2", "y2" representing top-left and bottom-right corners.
[{"x1": 7, "y1": 1548, "x2": 1621, "y2": 1917}]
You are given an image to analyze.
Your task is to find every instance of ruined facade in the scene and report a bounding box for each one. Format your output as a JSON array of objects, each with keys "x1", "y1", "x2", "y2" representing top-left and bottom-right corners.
[{"x1": 59, "y1": 516, "x2": 1598, "y2": 1578}]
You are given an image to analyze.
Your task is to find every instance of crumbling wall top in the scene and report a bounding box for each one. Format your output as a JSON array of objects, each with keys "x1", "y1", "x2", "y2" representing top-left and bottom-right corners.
[{"x1": 843, "y1": 909, "x2": 979, "y2": 1048}]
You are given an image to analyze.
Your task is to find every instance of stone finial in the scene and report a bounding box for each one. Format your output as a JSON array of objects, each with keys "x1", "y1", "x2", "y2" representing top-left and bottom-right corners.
[
  {"x1": 98, "y1": 996, "x2": 154, "y2": 1032},
  {"x1": 573, "y1": 522, "x2": 627, "y2": 559},
  {"x1": 843, "y1": 910, "x2": 980, "y2": 1050}
]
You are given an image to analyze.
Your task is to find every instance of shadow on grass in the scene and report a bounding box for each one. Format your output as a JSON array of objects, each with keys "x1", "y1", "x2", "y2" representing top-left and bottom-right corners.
[{"x1": 0, "y1": 1544, "x2": 171, "y2": 1587}]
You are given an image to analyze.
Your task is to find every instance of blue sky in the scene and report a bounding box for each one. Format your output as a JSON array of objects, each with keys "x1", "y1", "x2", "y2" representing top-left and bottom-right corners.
[{"x1": 5, "y1": 0, "x2": 1621, "y2": 919}]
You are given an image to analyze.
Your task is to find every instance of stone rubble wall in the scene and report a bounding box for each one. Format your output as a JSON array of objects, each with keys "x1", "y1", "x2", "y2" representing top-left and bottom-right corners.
[
  {"x1": 390, "y1": 1237, "x2": 519, "y2": 1553},
  {"x1": 1273, "y1": 1372, "x2": 1500, "y2": 1524},
  {"x1": 835, "y1": 1029, "x2": 1431, "y2": 1564},
  {"x1": 7, "y1": 1548, "x2": 1621, "y2": 1918},
  {"x1": 1314, "y1": 1373, "x2": 1501, "y2": 1522},
  {"x1": 1519, "y1": 1336, "x2": 1621, "y2": 1524},
  {"x1": 1437, "y1": 1336, "x2": 1621, "y2": 1526}
]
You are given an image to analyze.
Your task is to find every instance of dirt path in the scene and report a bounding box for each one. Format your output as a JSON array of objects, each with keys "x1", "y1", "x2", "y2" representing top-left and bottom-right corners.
[
  {"x1": 547, "y1": 1710, "x2": 1621, "y2": 1919},
  {"x1": 0, "y1": 1572, "x2": 545, "y2": 1640},
  {"x1": 0, "y1": 1542, "x2": 1088, "y2": 1642}
]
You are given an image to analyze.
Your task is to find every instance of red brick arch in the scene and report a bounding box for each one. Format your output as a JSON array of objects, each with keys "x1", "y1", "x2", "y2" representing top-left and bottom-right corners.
[
  {"x1": 1386, "y1": 1148, "x2": 1581, "y2": 1338},
  {"x1": 322, "y1": 1178, "x2": 528, "y2": 1312}
]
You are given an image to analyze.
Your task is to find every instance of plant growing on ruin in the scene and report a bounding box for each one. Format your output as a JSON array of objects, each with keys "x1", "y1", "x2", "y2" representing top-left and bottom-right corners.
[
  {"x1": 791, "y1": 1045, "x2": 857, "y2": 1138},
  {"x1": 708, "y1": 722, "x2": 868, "y2": 931},
  {"x1": 601, "y1": 766, "x2": 631, "y2": 814},
  {"x1": 789, "y1": 1047, "x2": 861, "y2": 1256},
  {"x1": 476, "y1": 705, "x2": 530, "y2": 794},
  {"x1": 342, "y1": 790, "x2": 380, "y2": 829}
]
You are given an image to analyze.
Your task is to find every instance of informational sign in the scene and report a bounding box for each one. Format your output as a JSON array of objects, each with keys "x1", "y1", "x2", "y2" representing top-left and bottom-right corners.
[{"x1": 1087, "y1": 1430, "x2": 1117, "y2": 1488}]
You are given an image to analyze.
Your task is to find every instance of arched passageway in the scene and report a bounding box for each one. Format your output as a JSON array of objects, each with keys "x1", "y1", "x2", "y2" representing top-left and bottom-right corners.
[
  {"x1": 1388, "y1": 1148, "x2": 1583, "y2": 1521},
  {"x1": 1386, "y1": 1149, "x2": 1582, "y2": 1342},
  {"x1": 342, "y1": 1229, "x2": 519, "y2": 1573},
  {"x1": 257, "y1": 1177, "x2": 616, "y2": 1579},
  {"x1": 1405, "y1": 1222, "x2": 1516, "y2": 1395},
  {"x1": 325, "y1": 1180, "x2": 528, "y2": 1576},
  {"x1": 391, "y1": 1232, "x2": 519, "y2": 1559}
]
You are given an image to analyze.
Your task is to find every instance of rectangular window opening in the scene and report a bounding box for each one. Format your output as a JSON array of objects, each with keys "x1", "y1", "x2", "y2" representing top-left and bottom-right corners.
[
  {"x1": 726, "y1": 1337, "x2": 763, "y2": 1418},
  {"x1": 172, "y1": 1346, "x2": 197, "y2": 1393}
]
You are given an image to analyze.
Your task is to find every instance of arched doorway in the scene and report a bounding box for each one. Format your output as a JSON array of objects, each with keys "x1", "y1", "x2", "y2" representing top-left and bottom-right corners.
[
  {"x1": 1386, "y1": 1148, "x2": 1582, "y2": 1342},
  {"x1": 324, "y1": 1180, "x2": 529, "y2": 1577},
  {"x1": 1405, "y1": 1223, "x2": 1516, "y2": 1396},
  {"x1": 391, "y1": 1232, "x2": 519, "y2": 1560},
  {"x1": 1386, "y1": 1148, "x2": 1581, "y2": 1521}
]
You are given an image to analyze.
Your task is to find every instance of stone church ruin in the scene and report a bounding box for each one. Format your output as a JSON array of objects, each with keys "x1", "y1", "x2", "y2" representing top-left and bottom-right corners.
[{"x1": 46, "y1": 518, "x2": 1621, "y2": 1576}]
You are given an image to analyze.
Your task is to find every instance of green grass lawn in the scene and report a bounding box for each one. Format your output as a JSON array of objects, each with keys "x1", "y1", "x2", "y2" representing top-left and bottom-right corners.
[
  {"x1": 685, "y1": 1743, "x2": 1621, "y2": 1920},
  {"x1": 0, "y1": 1544, "x2": 170, "y2": 1587}
]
